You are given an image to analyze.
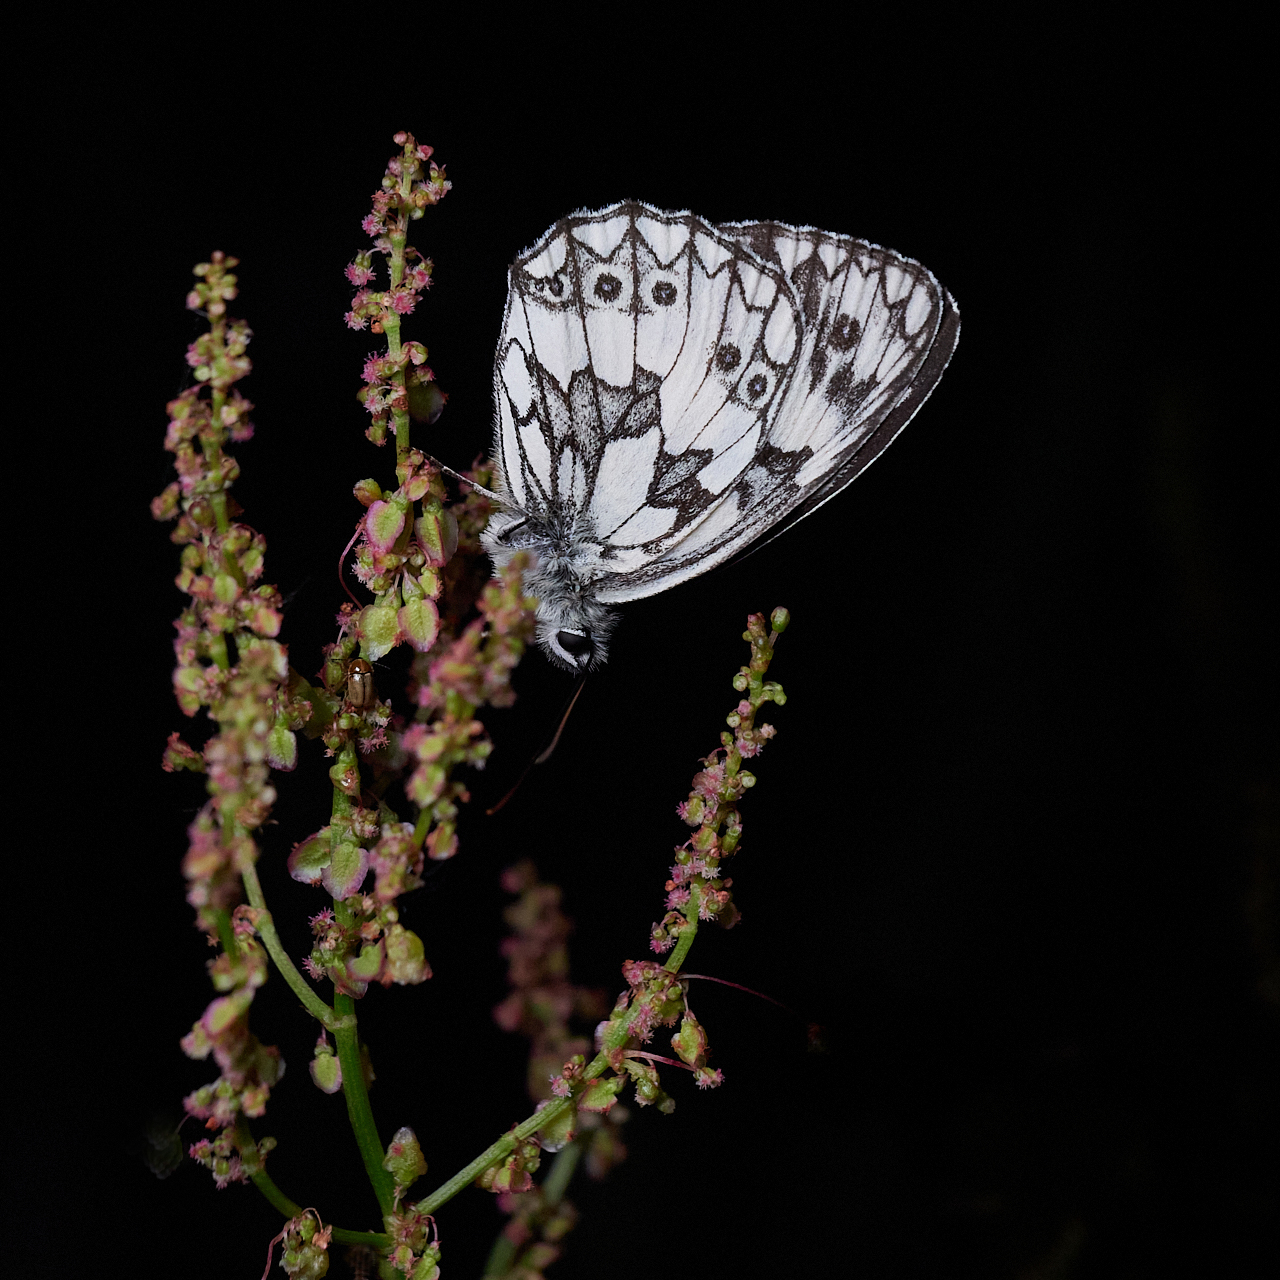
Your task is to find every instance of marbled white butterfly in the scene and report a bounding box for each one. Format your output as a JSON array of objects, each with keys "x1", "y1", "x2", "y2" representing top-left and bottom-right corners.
[{"x1": 481, "y1": 201, "x2": 960, "y2": 670}]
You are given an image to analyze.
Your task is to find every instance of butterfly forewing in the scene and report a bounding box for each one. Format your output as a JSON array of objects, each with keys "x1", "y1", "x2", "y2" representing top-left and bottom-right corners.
[{"x1": 488, "y1": 203, "x2": 802, "y2": 587}]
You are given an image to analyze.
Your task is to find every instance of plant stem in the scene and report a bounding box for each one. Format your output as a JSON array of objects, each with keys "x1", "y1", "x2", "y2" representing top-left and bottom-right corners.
[
  {"x1": 415, "y1": 985, "x2": 660, "y2": 1216},
  {"x1": 333, "y1": 991, "x2": 397, "y2": 1216},
  {"x1": 246, "y1": 1156, "x2": 302, "y2": 1218},
  {"x1": 241, "y1": 863, "x2": 342, "y2": 1030},
  {"x1": 239, "y1": 1120, "x2": 391, "y2": 1247},
  {"x1": 211, "y1": 905, "x2": 240, "y2": 961},
  {"x1": 414, "y1": 1092, "x2": 570, "y2": 1216},
  {"x1": 331, "y1": 1227, "x2": 392, "y2": 1249},
  {"x1": 663, "y1": 883, "x2": 701, "y2": 973}
]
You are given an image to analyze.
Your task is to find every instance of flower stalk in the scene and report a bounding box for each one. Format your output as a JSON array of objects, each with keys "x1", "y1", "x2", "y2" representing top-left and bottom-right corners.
[{"x1": 156, "y1": 130, "x2": 795, "y2": 1280}]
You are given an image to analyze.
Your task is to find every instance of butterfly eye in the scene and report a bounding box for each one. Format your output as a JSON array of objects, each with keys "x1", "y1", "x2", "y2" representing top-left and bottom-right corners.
[
  {"x1": 830, "y1": 313, "x2": 860, "y2": 351},
  {"x1": 715, "y1": 343, "x2": 741, "y2": 371},
  {"x1": 650, "y1": 279, "x2": 678, "y2": 306},
  {"x1": 593, "y1": 273, "x2": 623, "y2": 302},
  {"x1": 555, "y1": 630, "x2": 593, "y2": 658}
]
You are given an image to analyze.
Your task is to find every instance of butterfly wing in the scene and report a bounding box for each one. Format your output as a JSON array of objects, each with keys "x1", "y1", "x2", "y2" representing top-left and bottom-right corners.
[
  {"x1": 586, "y1": 220, "x2": 957, "y2": 604},
  {"x1": 718, "y1": 220, "x2": 960, "y2": 545},
  {"x1": 488, "y1": 201, "x2": 803, "y2": 591},
  {"x1": 589, "y1": 220, "x2": 959, "y2": 604}
]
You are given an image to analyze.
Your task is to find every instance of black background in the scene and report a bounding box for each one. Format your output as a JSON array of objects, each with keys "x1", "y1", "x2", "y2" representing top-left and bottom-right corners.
[{"x1": 25, "y1": 20, "x2": 1274, "y2": 1280}]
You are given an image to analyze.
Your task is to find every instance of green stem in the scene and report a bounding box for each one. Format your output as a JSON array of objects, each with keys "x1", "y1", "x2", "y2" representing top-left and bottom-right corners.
[
  {"x1": 211, "y1": 906, "x2": 240, "y2": 961},
  {"x1": 239, "y1": 1122, "x2": 391, "y2": 1247},
  {"x1": 415, "y1": 1033, "x2": 626, "y2": 1218},
  {"x1": 384, "y1": 316, "x2": 411, "y2": 467},
  {"x1": 203, "y1": 382, "x2": 231, "y2": 536},
  {"x1": 663, "y1": 883, "x2": 701, "y2": 973},
  {"x1": 333, "y1": 991, "x2": 397, "y2": 1217},
  {"x1": 208, "y1": 492, "x2": 230, "y2": 536},
  {"x1": 417, "y1": 883, "x2": 709, "y2": 1218},
  {"x1": 383, "y1": 215, "x2": 412, "y2": 468},
  {"x1": 411, "y1": 805, "x2": 430, "y2": 850},
  {"x1": 241, "y1": 863, "x2": 342, "y2": 1030},
  {"x1": 414, "y1": 1093, "x2": 573, "y2": 1216},
  {"x1": 247, "y1": 1160, "x2": 302, "y2": 1219},
  {"x1": 331, "y1": 1227, "x2": 392, "y2": 1249}
]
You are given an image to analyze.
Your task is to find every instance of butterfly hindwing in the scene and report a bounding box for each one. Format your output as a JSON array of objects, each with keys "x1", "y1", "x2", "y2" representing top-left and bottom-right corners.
[{"x1": 706, "y1": 220, "x2": 959, "y2": 548}]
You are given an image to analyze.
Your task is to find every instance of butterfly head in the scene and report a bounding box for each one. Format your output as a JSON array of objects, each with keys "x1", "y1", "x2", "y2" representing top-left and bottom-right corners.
[
  {"x1": 546, "y1": 626, "x2": 594, "y2": 670},
  {"x1": 483, "y1": 503, "x2": 619, "y2": 672},
  {"x1": 533, "y1": 590, "x2": 618, "y2": 672}
]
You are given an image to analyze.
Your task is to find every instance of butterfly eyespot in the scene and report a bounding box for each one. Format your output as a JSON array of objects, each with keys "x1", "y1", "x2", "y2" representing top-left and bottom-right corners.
[
  {"x1": 547, "y1": 274, "x2": 566, "y2": 298},
  {"x1": 746, "y1": 373, "x2": 769, "y2": 400},
  {"x1": 830, "y1": 313, "x2": 860, "y2": 351},
  {"x1": 555, "y1": 630, "x2": 593, "y2": 658},
  {"x1": 594, "y1": 273, "x2": 623, "y2": 302},
  {"x1": 651, "y1": 280, "x2": 678, "y2": 306},
  {"x1": 715, "y1": 344, "x2": 741, "y2": 371}
]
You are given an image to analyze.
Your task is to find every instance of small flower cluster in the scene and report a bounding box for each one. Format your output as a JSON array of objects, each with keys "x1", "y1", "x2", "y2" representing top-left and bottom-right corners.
[
  {"x1": 187, "y1": 1126, "x2": 277, "y2": 1192},
  {"x1": 348, "y1": 449, "x2": 454, "y2": 660},
  {"x1": 403, "y1": 553, "x2": 537, "y2": 861},
  {"x1": 487, "y1": 1187, "x2": 579, "y2": 1280},
  {"x1": 288, "y1": 860, "x2": 431, "y2": 997},
  {"x1": 266, "y1": 137, "x2": 530, "y2": 1016},
  {"x1": 382, "y1": 1150, "x2": 441, "y2": 1280},
  {"x1": 492, "y1": 861, "x2": 608, "y2": 1102},
  {"x1": 345, "y1": 131, "x2": 450, "y2": 448},
  {"x1": 555, "y1": 611, "x2": 789, "y2": 1122},
  {"x1": 268, "y1": 1210, "x2": 332, "y2": 1280},
  {"x1": 380, "y1": 1125, "x2": 442, "y2": 1277},
  {"x1": 153, "y1": 255, "x2": 295, "y2": 1173},
  {"x1": 481, "y1": 613, "x2": 790, "y2": 1266},
  {"x1": 483, "y1": 865, "x2": 628, "y2": 1278},
  {"x1": 182, "y1": 909, "x2": 284, "y2": 1179},
  {"x1": 652, "y1": 607, "x2": 790, "y2": 952}
]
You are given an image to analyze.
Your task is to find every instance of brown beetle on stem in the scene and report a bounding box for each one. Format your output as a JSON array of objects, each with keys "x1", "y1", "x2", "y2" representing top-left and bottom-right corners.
[{"x1": 345, "y1": 658, "x2": 376, "y2": 711}]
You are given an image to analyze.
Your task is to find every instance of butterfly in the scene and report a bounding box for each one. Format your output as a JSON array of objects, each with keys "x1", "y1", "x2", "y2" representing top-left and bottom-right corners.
[{"x1": 480, "y1": 200, "x2": 960, "y2": 670}]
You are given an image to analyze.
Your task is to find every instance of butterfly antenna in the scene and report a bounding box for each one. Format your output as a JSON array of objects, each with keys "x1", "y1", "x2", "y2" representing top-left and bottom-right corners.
[
  {"x1": 534, "y1": 674, "x2": 587, "y2": 764},
  {"x1": 425, "y1": 456, "x2": 506, "y2": 505},
  {"x1": 336, "y1": 524, "x2": 363, "y2": 608},
  {"x1": 680, "y1": 973, "x2": 827, "y2": 1052},
  {"x1": 486, "y1": 674, "x2": 588, "y2": 815}
]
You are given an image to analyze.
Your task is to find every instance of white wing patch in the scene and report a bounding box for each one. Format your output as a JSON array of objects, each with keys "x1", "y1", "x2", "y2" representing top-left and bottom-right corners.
[{"x1": 482, "y1": 201, "x2": 959, "y2": 664}]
